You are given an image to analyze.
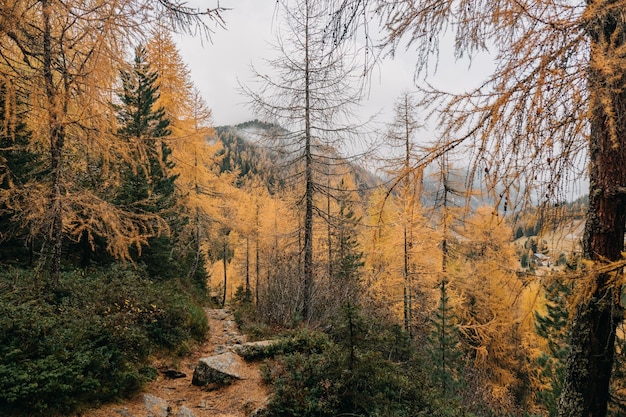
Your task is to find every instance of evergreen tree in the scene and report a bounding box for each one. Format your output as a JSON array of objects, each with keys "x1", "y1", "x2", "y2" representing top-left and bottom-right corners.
[
  {"x1": 0, "y1": 82, "x2": 43, "y2": 265},
  {"x1": 331, "y1": 179, "x2": 364, "y2": 291},
  {"x1": 534, "y1": 279, "x2": 571, "y2": 417},
  {"x1": 116, "y1": 46, "x2": 175, "y2": 211},
  {"x1": 426, "y1": 280, "x2": 463, "y2": 397},
  {"x1": 114, "y1": 46, "x2": 178, "y2": 277}
]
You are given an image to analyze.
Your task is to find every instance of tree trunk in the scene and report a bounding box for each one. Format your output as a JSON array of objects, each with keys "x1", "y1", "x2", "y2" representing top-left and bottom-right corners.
[
  {"x1": 245, "y1": 237, "x2": 250, "y2": 296},
  {"x1": 222, "y1": 241, "x2": 228, "y2": 308},
  {"x1": 559, "y1": 5, "x2": 626, "y2": 415},
  {"x1": 255, "y1": 203, "x2": 260, "y2": 308},
  {"x1": 302, "y1": 0, "x2": 313, "y2": 322},
  {"x1": 42, "y1": 0, "x2": 65, "y2": 287}
]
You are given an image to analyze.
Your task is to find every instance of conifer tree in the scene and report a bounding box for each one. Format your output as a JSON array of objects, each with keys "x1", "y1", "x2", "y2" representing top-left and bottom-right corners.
[
  {"x1": 114, "y1": 46, "x2": 178, "y2": 276},
  {"x1": 0, "y1": 81, "x2": 42, "y2": 264},
  {"x1": 243, "y1": 0, "x2": 367, "y2": 321},
  {"x1": 535, "y1": 280, "x2": 571, "y2": 417},
  {"x1": 426, "y1": 279, "x2": 463, "y2": 397},
  {"x1": 384, "y1": 91, "x2": 423, "y2": 336},
  {"x1": 146, "y1": 31, "x2": 228, "y2": 287},
  {"x1": 331, "y1": 177, "x2": 365, "y2": 305},
  {"x1": 116, "y1": 46, "x2": 175, "y2": 209}
]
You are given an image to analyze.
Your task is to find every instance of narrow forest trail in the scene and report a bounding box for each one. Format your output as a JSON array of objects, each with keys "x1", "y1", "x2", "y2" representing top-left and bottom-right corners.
[{"x1": 82, "y1": 308, "x2": 269, "y2": 417}]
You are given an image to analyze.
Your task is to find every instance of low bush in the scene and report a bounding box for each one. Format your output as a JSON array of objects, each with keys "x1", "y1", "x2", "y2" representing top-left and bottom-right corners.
[
  {"x1": 238, "y1": 328, "x2": 331, "y2": 362},
  {"x1": 260, "y1": 328, "x2": 429, "y2": 417},
  {"x1": 0, "y1": 264, "x2": 208, "y2": 416},
  {"x1": 257, "y1": 306, "x2": 478, "y2": 417}
]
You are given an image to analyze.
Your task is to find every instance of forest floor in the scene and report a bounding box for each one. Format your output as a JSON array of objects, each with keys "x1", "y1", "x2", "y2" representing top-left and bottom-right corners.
[{"x1": 81, "y1": 308, "x2": 269, "y2": 417}]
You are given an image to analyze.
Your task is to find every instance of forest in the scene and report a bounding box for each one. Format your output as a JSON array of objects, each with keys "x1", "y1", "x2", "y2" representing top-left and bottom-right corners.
[{"x1": 1, "y1": 1, "x2": 626, "y2": 417}]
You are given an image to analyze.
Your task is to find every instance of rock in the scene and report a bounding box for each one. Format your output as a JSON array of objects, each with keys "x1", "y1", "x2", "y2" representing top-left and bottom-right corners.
[
  {"x1": 192, "y1": 352, "x2": 243, "y2": 387},
  {"x1": 227, "y1": 335, "x2": 246, "y2": 345},
  {"x1": 178, "y1": 405, "x2": 196, "y2": 417},
  {"x1": 233, "y1": 340, "x2": 278, "y2": 360},
  {"x1": 162, "y1": 369, "x2": 187, "y2": 379},
  {"x1": 143, "y1": 394, "x2": 170, "y2": 417},
  {"x1": 206, "y1": 308, "x2": 229, "y2": 320},
  {"x1": 214, "y1": 345, "x2": 228, "y2": 354}
]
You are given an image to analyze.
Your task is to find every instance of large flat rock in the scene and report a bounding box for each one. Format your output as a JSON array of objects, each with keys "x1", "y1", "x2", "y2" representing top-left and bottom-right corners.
[{"x1": 192, "y1": 352, "x2": 243, "y2": 387}]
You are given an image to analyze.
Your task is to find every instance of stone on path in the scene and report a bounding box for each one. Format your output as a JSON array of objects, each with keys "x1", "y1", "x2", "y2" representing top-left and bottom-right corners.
[
  {"x1": 143, "y1": 394, "x2": 170, "y2": 417},
  {"x1": 178, "y1": 405, "x2": 196, "y2": 417},
  {"x1": 192, "y1": 352, "x2": 243, "y2": 387}
]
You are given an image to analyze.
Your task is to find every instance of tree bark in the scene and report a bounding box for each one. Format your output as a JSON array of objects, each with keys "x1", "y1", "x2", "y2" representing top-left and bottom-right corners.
[{"x1": 559, "y1": 4, "x2": 626, "y2": 415}]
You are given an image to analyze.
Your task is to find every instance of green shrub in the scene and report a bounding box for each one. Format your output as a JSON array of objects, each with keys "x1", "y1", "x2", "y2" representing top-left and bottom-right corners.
[
  {"x1": 0, "y1": 265, "x2": 208, "y2": 416},
  {"x1": 239, "y1": 328, "x2": 331, "y2": 362},
  {"x1": 261, "y1": 349, "x2": 342, "y2": 417},
  {"x1": 260, "y1": 328, "x2": 429, "y2": 417}
]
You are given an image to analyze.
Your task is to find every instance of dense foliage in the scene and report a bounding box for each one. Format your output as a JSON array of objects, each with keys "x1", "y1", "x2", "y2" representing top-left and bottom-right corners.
[
  {"x1": 244, "y1": 307, "x2": 472, "y2": 417},
  {"x1": 0, "y1": 265, "x2": 207, "y2": 415}
]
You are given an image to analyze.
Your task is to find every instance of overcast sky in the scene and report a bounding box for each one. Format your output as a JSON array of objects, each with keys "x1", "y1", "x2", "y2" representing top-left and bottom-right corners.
[{"x1": 175, "y1": 1, "x2": 492, "y2": 129}]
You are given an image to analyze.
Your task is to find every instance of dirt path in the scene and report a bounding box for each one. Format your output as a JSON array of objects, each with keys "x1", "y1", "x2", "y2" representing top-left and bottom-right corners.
[{"x1": 82, "y1": 308, "x2": 269, "y2": 417}]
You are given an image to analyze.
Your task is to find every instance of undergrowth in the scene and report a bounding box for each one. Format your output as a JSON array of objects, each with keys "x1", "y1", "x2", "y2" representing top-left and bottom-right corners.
[
  {"x1": 0, "y1": 264, "x2": 208, "y2": 416},
  {"x1": 231, "y1": 296, "x2": 474, "y2": 417}
]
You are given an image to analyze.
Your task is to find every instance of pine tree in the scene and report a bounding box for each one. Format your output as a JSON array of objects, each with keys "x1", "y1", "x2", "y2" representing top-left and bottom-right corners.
[
  {"x1": 331, "y1": 179, "x2": 364, "y2": 293},
  {"x1": 0, "y1": 81, "x2": 43, "y2": 265},
  {"x1": 534, "y1": 280, "x2": 571, "y2": 417},
  {"x1": 426, "y1": 279, "x2": 463, "y2": 397},
  {"x1": 114, "y1": 46, "x2": 178, "y2": 277}
]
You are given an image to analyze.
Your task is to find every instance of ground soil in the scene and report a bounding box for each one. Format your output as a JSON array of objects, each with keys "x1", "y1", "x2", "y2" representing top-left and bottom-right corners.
[{"x1": 81, "y1": 308, "x2": 269, "y2": 417}]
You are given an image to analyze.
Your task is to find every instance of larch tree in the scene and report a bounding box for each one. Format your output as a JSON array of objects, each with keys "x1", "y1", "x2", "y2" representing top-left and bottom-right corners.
[
  {"x1": 453, "y1": 206, "x2": 530, "y2": 412},
  {"x1": 383, "y1": 91, "x2": 423, "y2": 335},
  {"x1": 0, "y1": 0, "x2": 225, "y2": 285},
  {"x1": 326, "y1": 0, "x2": 626, "y2": 415},
  {"x1": 145, "y1": 31, "x2": 230, "y2": 283},
  {"x1": 243, "y1": 0, "x2": 367, "y2": 321}
]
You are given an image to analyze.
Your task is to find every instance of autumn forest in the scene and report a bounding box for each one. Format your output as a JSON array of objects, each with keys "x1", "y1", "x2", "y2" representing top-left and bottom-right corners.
[{"x1": 1, "y1": 1, "x2": 626, "y2": 417}]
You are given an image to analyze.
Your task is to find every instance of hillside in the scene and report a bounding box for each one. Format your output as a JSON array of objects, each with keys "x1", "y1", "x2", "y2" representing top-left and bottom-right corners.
[{"x1": 215, "y1": 120, "x2": 382, "y2": 192}]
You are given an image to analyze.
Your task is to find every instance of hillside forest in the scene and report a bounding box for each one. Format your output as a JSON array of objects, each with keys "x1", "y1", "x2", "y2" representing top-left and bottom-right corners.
[{"x1": 2, "y1": 1, "x2": 626, "y2": 417}]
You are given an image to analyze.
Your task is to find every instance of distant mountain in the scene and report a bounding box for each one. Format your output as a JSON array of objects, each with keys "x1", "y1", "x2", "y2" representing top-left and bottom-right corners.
[{"x1": 214, "y1": 120, "x2": 382, "y2": 193}]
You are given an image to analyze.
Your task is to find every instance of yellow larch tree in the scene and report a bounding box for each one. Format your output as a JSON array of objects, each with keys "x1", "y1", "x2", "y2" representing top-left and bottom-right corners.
[
  {"x1": 0, "y1": 0, "x2": 225, "y2": 284},
  {"x1": 361, "y1": 185, "x2": 439, "y2": 328},
  {"x1": 451, "y1": 206, "x2": 531, "y2": 413},
  {"x1": 361, "y1": 187, "x2": 403, "y2": 317},
  {"x1": 145, "y1": 30, "x2": 235, "y2": 282}
]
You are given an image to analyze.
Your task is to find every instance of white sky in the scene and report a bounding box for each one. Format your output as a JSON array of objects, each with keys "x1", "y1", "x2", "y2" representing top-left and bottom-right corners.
[{"x1": 175, "y1": 0, "x2": 493, "y2": 129}]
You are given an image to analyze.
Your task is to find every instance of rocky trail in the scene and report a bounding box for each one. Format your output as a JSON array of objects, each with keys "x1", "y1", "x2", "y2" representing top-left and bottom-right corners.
[{"x1": 82, "y1": 308, "x2": 269, "y2": 417}]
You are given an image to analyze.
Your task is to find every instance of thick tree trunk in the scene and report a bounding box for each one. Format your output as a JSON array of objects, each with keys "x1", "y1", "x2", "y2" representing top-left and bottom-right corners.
[{"x1": 559, "y1": 5, "x2": 626, "y2": 415}]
